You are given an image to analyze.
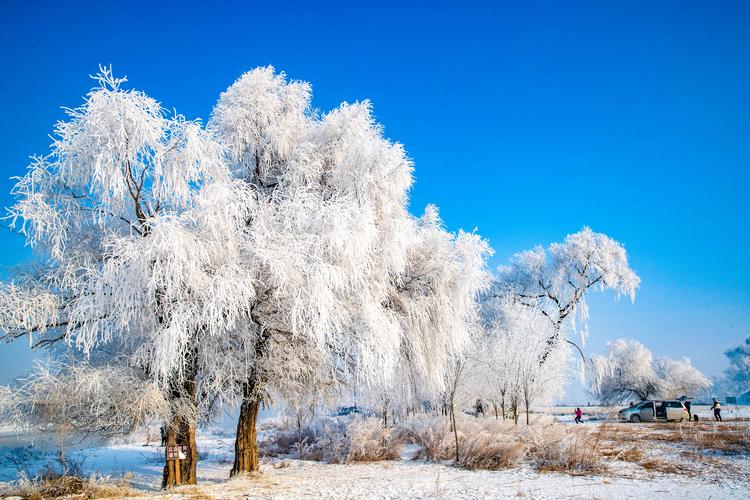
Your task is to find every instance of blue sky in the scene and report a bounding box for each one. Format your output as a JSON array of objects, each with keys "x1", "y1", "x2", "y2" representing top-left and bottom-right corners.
[{"x1": 1, "y1": 1, "x2": 748, "y2": 393}]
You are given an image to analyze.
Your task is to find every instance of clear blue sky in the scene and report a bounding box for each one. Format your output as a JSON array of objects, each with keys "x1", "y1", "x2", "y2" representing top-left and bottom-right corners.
[{"x1": 1, "y1": 1, "x2": 748, "y2": 394}]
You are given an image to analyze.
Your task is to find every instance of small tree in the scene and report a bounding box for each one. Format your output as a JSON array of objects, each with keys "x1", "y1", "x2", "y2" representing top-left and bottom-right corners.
[
  {"x1": 0, "y1": 361, "x2": 166, "y2": 473},
  {"x1": 477, "y1": 299, "x2": 570, "y2": 425}
]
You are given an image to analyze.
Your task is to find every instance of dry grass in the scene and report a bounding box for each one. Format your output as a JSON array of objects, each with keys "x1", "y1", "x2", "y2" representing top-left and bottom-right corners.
[
  {"x1": 593, "y1": 420, "x2": 750, "y2": 480},
  {"x1": 4, "y1": 472, "x2": 136, "y2": 499},
  {"x1": 527, "y1": 425, "x2": 605, "y2": 475},
  {"x1": 260, "y1": 414, "x2": 750, "y2": 479},
  {"x1": 637, "y1": 458, "x2": 693, "y2": 475},
  {"x1": 600, "y1": 445, "x2": 644, "y2": 463},
  {"x1": 602, "y1": 421, "x2": 750, "y2": 455}
]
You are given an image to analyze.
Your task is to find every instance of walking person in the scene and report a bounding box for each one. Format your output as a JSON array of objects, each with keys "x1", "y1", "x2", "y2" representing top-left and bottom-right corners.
[
  {"x1": 160, "y1": 425, "x2": 168, "y2": 446},
  {"x1": 574, "y1": 407, "x2": 583, "y2": 424},
  {"x1": 711, "y1": 399, "x2": 722, "y2": 422}
]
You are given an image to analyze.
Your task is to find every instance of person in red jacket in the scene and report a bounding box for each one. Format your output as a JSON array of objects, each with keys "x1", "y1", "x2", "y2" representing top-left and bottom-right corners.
[{"x1": 574, "y1": 407, "x2": 583, "y2": 424}]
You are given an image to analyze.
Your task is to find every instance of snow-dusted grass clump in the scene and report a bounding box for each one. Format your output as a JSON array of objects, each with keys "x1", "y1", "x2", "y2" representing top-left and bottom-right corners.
[
  {"x1": 260, "y1": 414, "x2": 604, "y2": 474},
  {"x1": 2, "y1": 470, "x2": 136, "y2": 499},
  {"x1": 259, "y1": 416, "x2": 407, "y2": 463}
]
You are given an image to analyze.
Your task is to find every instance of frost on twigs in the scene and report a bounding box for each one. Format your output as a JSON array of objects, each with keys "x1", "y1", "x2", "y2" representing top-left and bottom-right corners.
[
  {"x1": 1, "y1": 65, "x2": 491, "y2": 477},
  {"x1": 492, "y1": 227, "x2": 640, "y2": 364},
  {"x1": 0, "y1": 361, "x2": 167, "y2": 438}
]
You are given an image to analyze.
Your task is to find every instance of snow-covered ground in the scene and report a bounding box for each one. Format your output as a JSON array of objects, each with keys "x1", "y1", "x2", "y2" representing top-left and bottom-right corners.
[
  {"x1": 167, "y1": 458, "x2": 749, "y2": 499},
  {"x1": 1, "y1": 407, "x2": 749, "y2": 499}
]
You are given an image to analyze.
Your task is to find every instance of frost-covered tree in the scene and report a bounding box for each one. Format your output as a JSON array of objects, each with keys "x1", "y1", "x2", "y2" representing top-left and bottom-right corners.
[
  {"x1": 0, "y1": 361, "x2": 165, "y2": 472},
  {"x1": 476, "y1": 299, "x2": 570, "y2": 425},
  {"x1": 653, "y1": 357, "x2": 711, "y2": 400},
  {"x1": 588, "y1": 339, "x2": 710, "y2": 403},
  {"x1": 588, "y1": 339, "x2": 658, "y2": 402},
  {"x1": 0, "y1": 67, "x2": 235, "y2": 487},
  {"x1": 0, "y1": 66, "x2": 492, "y2": 485},
  {"x1": 494, "y1": 227, "x2": 639, "y2": 364},
  {"x1": 205, "y1": 67, "x2": 490, "y2": 475},
  {"x1": 372, "y1": 206, "x2": 492, "y2": 426},
  {"x1": 723, "y1": 337, "x2": 750, "y2": 395}
]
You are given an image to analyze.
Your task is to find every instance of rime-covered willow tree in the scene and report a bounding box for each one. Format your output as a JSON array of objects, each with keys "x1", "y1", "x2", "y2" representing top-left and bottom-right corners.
[
  {"x1": 204, "y1": 67, "x2": 490, "y2": 475},
  {"x1": 588, "y1": 339, "x2": 710, "y2": 403},
  {"x1": 0, "y1": 66, "x2": 491, "y2": 483},
  {"x1": 367, "y1": 206, "x2": 492, "y2": 427},
  {"x1": 0, "y1": 67, "x2": 236, "y2": 487},
  {"x1": 723, "y1": 337, "x2": 750, "y2": 395},
  {"x1": 493, "y1": 227, "x2": 640, "y2": 365},
  {"x1": 475, "y1": 298, "x2": 570, "y2": 424}
]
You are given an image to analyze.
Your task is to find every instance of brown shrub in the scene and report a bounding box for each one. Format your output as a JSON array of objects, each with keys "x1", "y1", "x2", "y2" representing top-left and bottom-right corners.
[
  {"x1": 528, "y1": 426, "x2": 605, "y2": 475},
  {"x1": 460, "y1": 430, "x2": 525, "y2": 469}
]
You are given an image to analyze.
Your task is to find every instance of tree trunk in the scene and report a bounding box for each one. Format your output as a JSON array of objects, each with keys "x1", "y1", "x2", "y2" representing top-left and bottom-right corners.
[
  {"x1": 493, "y1": 401, "x2": 498, "y2": 420},
  {"x1": 162, "y1": 349, "x2": 198, "y2": 489},
  {"x1": 450, "y1": 399, "x2": 460, "y2": 465},
  {"x1": 525, "y1": 406, "x2": 530, "y2": 425},
  {"x1": 381, "y1": 397, "x2": 389, "y2": 428},
  {"x1": 296, "y1": 412, "x2": 303, "y2": 459},
  {"x1": 231, "y1": 390, "x2": 261, "y2": 475},
  {"x1": 162, "y1": 414, "x2": 198, "y2": 488}
]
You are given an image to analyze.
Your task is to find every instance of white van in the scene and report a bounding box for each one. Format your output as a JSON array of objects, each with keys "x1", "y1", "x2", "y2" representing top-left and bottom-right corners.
[{"x1": 618, "y1": 400, "x2": 689, "y2": 423}]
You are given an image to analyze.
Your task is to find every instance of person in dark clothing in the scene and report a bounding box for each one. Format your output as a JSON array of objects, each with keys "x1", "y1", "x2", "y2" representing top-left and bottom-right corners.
[
  {"x1": 475, "y1": 399, "x2": 485, "y2": 417},
  {"x1": 160, "y1": 425, "x2": 168, "y2": 446},
  {"x1": 710, "y1": 399, "x2": 722, "y2": 422},
  {"x1": 684, "y1": 401, "x2": 692, "y2": 420}
]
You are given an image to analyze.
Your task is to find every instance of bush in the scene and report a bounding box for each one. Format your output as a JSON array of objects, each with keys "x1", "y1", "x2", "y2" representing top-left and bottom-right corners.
[
  {"x1": 259, "y1": 413, "x2": 608, "y2": 474},
  {"x1": 526, "y1": 425, "x2": 604, "y2": 474},
  {"x1": 259, "y1": 416, "x2": 352, "y2": 463}
]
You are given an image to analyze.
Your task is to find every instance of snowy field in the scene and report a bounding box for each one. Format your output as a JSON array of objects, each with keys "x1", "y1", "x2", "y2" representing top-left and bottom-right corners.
[{"x1": 1, "y1": 405, "x2": 749, "y2": 499}]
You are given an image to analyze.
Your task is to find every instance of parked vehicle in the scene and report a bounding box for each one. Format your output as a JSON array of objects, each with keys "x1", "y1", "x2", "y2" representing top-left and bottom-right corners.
[{"x1": 618, "y1": 400, "x2": 690, "y2": 423}]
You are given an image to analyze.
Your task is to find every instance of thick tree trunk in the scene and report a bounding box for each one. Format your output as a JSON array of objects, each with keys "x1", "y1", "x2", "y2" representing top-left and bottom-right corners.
[
  {"x1": 162, "y1": 349, "x2": 198, "y2": 489},
  {"x1": 493, "y1": 401, "x2": 498, "y2": 420},
  {"x1": 525, "y1": 406, "x2": 530, "y2": 425},
  {"x1": 162, "y1": 414, "x2": 198, "y2": 488},
  {"x1": 231, "y1": 391, "x2": 261, "y2": 475},
  {"x1": 501, "y1": 398, "x2": 506, "y2": 421}
]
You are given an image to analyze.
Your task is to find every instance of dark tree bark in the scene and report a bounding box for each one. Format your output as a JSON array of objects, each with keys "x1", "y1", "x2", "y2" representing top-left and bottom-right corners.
[
  {"x1": 162, "y1": 414, "x2": 198, "y2": 488},
  {"x1": 162, "y1": 349, "x2": 199, "y2": 488},
  {"x1": 231, "y1": 387, "x2": 261, "y2": 475},
  {"x1": 381, "y1": 397, "x2": 389, "y2": 428}
]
